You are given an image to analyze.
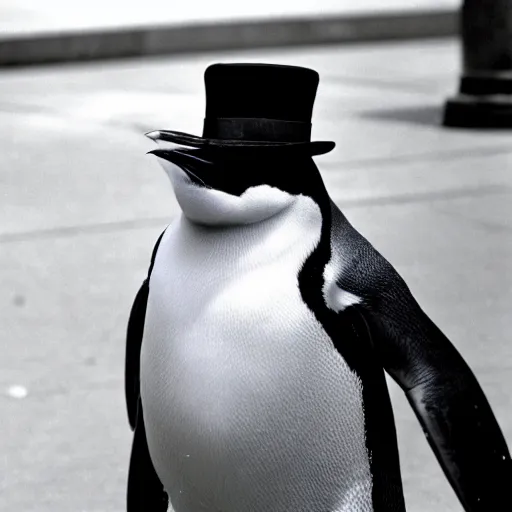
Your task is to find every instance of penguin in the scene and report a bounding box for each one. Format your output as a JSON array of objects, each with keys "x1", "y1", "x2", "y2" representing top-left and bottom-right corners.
[{"x1": 125, "y1": 64, "x2": 511, "y2": 512}]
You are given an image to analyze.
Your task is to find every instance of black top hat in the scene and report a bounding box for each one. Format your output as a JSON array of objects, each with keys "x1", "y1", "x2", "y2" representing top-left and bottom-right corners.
[{"x1": 147, "y1": 63, "x2": 335, "y2": 156}]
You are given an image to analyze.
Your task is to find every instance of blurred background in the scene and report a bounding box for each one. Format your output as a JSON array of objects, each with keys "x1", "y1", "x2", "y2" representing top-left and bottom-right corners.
[{"x1": 1, "y1": 1, "x2": 511, "y2": 511}]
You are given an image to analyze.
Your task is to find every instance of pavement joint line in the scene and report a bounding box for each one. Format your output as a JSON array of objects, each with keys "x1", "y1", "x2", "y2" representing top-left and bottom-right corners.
[
  {"x1": 0, "y1": 101, "x2": 152, "y2": 135},
  {"x1": 322, "y1": 145, "x2": 512, "y2": 171},
  {"x1": 2, "y1": 184, "x2": 511, "y2": 245},
  {"x1": 0, "y1": 217, "x2": 172, "y2": 244},
  {"x1": 433, "y1": 206, "x2": 512, "y2": 235},
  {"x1": 333, "y1": 183, "x2": 512, "y2": 209},
  {"x1": 0, "y1": 101, "x2": 62, "y2": 115}
]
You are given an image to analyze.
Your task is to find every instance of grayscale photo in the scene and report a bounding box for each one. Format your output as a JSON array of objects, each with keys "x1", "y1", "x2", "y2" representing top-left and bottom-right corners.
[{"x1": 1, "y1": 1, "x2": 511, "y2": 511}]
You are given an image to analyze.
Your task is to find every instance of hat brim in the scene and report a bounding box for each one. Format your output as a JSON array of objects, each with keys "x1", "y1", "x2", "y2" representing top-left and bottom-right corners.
[{"x1": 146, "y1": 130, "x2": 335, "y2": 156}]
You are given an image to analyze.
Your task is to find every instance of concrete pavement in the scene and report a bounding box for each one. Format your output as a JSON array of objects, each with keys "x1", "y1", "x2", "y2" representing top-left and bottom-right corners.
[{"x1": 1, "y1": 39, "x2": 511, "y2": 512}]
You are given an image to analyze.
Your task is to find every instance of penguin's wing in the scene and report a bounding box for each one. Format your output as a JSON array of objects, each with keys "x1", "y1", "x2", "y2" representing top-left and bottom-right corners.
[
  {"x1": 125, "y1": 229, "x2": 166, "y2": 430},
  {"x1": 127, "y1": 397, "x2": 169, "y2": 512},
  {"x1": 125, "y1": 230, "x2": 169, "y2": 510},
  {"x1": 330, "y1": 201, "x2": 511, "y2": 511}
]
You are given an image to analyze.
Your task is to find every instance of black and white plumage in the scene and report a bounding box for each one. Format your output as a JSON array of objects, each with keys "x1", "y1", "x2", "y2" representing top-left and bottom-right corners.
[{"x1": 125, "y1": 146, "x2": 511, "y2": 512}]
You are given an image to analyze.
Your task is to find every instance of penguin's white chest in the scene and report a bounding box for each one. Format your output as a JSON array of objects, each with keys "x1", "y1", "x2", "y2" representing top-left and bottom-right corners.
[{"x1": 140, "y1": 199, "x2": 373, "y2": 512}]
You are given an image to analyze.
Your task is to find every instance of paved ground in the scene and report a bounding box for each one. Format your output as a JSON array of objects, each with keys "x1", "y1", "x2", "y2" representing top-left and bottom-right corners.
[{"x1": 1, "y1": 39, "x2": 511, "y2": 512}]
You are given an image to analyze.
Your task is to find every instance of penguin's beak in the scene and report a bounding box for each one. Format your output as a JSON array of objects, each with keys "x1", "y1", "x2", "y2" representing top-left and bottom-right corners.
[
  {"x1": 148, "y1": 148, "x2": 215, "y2": 187},
  {"x1": 149, "y1": 148, "x2": 199, "y2": 167}
]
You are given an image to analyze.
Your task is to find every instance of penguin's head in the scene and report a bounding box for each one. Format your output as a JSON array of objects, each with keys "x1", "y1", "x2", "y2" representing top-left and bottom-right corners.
[{"x1": 148, "y1": 138, "x2": 327, "y2": 227}]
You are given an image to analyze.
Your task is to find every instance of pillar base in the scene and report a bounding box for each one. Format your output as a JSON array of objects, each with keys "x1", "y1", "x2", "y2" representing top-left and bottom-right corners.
[{"x1": 443, "y1": 74, "x2": 512, "y2": 128}]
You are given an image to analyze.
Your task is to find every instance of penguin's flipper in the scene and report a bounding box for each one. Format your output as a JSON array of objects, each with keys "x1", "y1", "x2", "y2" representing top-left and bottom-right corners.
[
  {"x1": 125, "y1": 229, "x2": 166, "y2": 430},
  {"x1": 361, "y1": 280, "x2": 511, "y2": 511},
  {"x1": 127, "y1": 398, "x2": 169, "y2": 512},
  {"x1": 330, "y1": 203, "x2": 511, "y2": 511},
  {"x1": 126, "y1": 280, "x2": 150, "y2": 431},
  {"x1": 125, "y1": 230, "x2": 168, "y2": 511}
]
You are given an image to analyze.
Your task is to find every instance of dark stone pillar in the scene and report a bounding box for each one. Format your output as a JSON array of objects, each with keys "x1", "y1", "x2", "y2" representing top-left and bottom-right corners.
[{"x1": 443, "y1": 0, "x2": 512, "y2": 127}]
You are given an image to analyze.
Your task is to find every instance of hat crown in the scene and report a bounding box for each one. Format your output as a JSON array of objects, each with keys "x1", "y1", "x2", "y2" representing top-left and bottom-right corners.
[
  {"x1": 204, "y1": 64, "x2": 319, "y2": 123},
  {"x1": 202, "y1": 64, "x2": 320, "y2": 143}
]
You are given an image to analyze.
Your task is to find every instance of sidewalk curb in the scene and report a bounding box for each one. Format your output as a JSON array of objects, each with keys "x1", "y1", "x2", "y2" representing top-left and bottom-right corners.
[{"x1": 0, "y1": 10, "x2": 457, "y2": 67}]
